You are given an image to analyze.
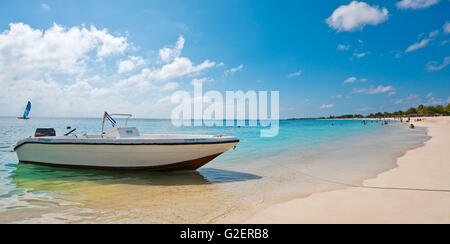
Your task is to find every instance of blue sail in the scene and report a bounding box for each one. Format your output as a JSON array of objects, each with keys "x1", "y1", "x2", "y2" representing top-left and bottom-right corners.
[{"x1": 23, "y1": 101, "x2": 31, "y2": 117}]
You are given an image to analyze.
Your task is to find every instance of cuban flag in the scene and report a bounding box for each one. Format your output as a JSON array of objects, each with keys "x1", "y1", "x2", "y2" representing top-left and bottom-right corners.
[{"x1": 104, "y1": 112, "x2": 116, "y2": 127}]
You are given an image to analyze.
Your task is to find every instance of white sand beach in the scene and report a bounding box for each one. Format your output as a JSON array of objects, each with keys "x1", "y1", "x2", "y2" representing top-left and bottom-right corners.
[{"x1": 235, "y1": 117, "x2": 450, "y2": 224}]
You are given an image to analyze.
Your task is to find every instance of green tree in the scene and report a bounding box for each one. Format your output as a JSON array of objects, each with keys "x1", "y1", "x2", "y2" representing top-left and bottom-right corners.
[
  {"x1": 445, "y1": 104, "x2": 450, "y2": 113},
  {"x1": 417, "y1": 104, "x2": 424, "y2": 114},
  {"x1": 406, "y1": 107, "x2": 417, "y2": 115},
  {"x1": 435, "y1": 105, "x2": 444, "y2": 114},
  {"x1": 393, "y1": 110, "x2": 404, "y2": 116},
  {"x1": 421, "y1": 106, "x2": 437, "y2": 115}
]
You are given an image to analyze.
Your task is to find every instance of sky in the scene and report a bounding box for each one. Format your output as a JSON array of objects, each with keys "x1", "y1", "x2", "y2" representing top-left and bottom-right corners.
[{"x1": 0, "y1": 0, "x2": 449, "y2": 119}]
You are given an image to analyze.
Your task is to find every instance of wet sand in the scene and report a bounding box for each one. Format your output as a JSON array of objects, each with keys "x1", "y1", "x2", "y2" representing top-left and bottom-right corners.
[{"x1": 234, "y1": 117, "x2": 450, "y2": 224}]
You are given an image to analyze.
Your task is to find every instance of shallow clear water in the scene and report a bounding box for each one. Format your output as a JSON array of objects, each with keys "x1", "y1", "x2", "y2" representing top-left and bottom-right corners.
[{"x1": 0, "y1": 117, "x2": 429, "y2": 223}]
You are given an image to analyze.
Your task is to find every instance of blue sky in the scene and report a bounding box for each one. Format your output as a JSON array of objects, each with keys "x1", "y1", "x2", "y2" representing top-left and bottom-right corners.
[{"x1": 0, "y1": 0, "x2": 448, "y2": 118}]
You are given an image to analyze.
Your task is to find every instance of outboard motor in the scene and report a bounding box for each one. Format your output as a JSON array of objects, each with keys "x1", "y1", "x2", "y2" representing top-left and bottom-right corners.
[{"x1": 34, "y1": 128, "x2": 56, "y2": 137}]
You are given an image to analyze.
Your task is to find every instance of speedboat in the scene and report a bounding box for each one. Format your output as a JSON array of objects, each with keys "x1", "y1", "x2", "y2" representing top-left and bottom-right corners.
[{"x1": 14, "y1": 113, "x2": 239, "y2": 171}]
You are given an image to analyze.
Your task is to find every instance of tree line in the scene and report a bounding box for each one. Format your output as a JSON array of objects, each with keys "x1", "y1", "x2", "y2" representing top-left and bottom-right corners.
[
  {"x1": 311, "y1": 104, "x2": 450, "y2": 120},
  {"x1": 365, "y1": 104, "x2": 450, "y2": 118}
]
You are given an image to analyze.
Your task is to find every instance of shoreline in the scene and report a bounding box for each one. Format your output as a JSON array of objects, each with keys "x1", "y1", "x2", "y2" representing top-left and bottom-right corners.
[{"x1": 223, "y1": 116, "x2": 450, "y2": 224}]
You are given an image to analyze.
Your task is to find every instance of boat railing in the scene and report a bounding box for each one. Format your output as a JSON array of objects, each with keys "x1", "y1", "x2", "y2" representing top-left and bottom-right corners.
[
  {"x1": 110, "y1": 114, "x2": 133, "y2": 127},
  {"x1": 101, "y1": 113, "x2": 133, "y2": 137}
]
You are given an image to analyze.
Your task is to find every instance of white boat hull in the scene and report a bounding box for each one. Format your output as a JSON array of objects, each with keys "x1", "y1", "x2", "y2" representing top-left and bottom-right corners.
[{"x1": 15, "y1": 138, "x2": 238, "y2": 171}]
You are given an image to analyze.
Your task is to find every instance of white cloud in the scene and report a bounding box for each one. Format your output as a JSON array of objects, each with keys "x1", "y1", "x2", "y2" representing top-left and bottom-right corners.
[
  {"x1": 117, "y1": 36, "x2": 218, "y2": 82},
  {"x1": 426, "y1": 56, "x2": 450, "y2": 71},
  {"x1": 0, "y1": 23, "x2": 219, "y2": 118},
  {"x1": 94, "y1": 30, "x2": 129, "y2": 58},
  {"x1": 159, "y1": 35, "x2": 185, "y2": 63},
  {"x1": 191, "y1": 77, "x2": 213, "y2": 86},
  {"x1": 444, "y1": 22, "x2": 450, "y2": 34},
  {"x1": 406, "y1": 38, "x2": 431, "y2": 52},
  {"x1": 117, "y1": 56, "x2": 145, "y2": 74},
  {"x1": 337, "y1": 44, "x2": 350, "y2": 51},
  {"x1": 405, "y1": 30, "x2": 439, "y2": 52},
  {"x1": 0, "y1": 23, "x2": 128, "y2": 79},
  {"x1": 331, "y1": 94, "x2": 343, "y2": 99},
  {"x1": 41, "y1": 3, "x2": 50, "y2": 11},
  {"x1": 326, "y1": 1, "x2": 389, "y2": 32},
  {"x1": 396, "y1": 0, "x2": 440, "y2": 10},
  {"x1": 321, "y1": 104, "x2": 334, "y2": 109},
  {"x1": 344, "y1": 77, "x2": 357, "y2": 83},
  {"x1": 353, "y1": 51, "x2": 369, "y2": 58},
  {"x1": 117, "y1": 60, "x2": 135, "y2": 74},
  {"x1": 287, "y1": 69, "x2": 302, "y2": 78},
  {"x1": 152, "y1": 57, "x2": 217, "y2": 81},
  {"x1": 429, "y1": 30, "x2": 439, "y2": 38},
  {"x1": 225, "y1": 64, "x2": 244, "y2": 76},
  {"x1": 160, "y1": 82, "x2": 179, "y2": 91},
  {"x1": 387, "y1": 91, "x2": 397, "y2": 97},
  {"x1": 2, "y1": 75, "x2": 169, "y2": 118},
  {"x1": 115, "y1": 58, "x2": 216, "y2": 89},
  {"x1": 344, "y1": 77, "x2": 368, "y2": 84},
  {"x1": 115, "y1": 68, "x2": 152, "y2": 90},
  {"x1": 353, "y1": 85, "x2": 396, "y2": 95}
]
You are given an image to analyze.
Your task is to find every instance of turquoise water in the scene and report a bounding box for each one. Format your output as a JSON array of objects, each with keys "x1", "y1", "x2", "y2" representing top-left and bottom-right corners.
[
  {"x1": 0, "y1": 116, "x2": 387, "y2": 162},
  {"x1": 0, "y1": 117, "x2": 428, "y2": 223}
]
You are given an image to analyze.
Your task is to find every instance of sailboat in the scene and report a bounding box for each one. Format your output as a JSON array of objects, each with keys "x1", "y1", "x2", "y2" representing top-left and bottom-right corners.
[{"x1": 17, "y1": 101, "x2": 31, "y2": 120}]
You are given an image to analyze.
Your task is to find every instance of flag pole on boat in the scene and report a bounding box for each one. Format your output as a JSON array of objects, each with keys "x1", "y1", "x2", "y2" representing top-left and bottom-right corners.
[
  {"x1": 101, "y1": 111, "x2": 106, "y2": 138},
  {"x1": 101, "y1": 112, "x2": 117, "y2": 137}
]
